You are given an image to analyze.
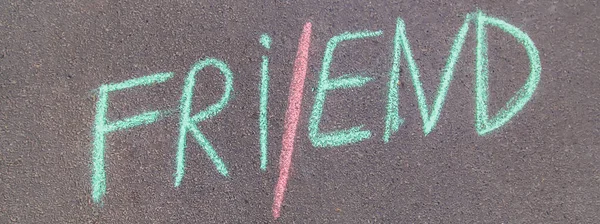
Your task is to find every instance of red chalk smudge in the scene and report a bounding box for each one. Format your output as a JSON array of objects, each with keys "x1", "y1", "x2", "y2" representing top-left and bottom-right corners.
[{"x1": 272, "y1": 22, "x2": 312, "y2": 219}]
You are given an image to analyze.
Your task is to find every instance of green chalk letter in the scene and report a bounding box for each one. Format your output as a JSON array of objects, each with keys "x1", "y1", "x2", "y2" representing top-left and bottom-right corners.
[
  {"x1": 309, "y1": 30, "x2": 382, "y2": 148},
  {"x1": 175, "y1": 58, "x2": 233, "y2": 187},
  {"x1": 259, "y1": 33, "x2": 271, "y2": 170},
  {"x1": 474, "y1": 11, "x2": 541, "y2": 135},
  {"x1": 92, "y1": 72, "x2": 174, "y2": 203},
  {"x1": 383, "y1": 18, "x2": 406, "y2": 143},
  {"x1": 394, "y1": 16, "x2": 472, "y2": 136}
]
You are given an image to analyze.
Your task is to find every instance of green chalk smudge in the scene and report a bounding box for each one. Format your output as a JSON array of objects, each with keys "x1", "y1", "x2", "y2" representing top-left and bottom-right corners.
[
  {"x1": 308, "y1": 30, "x2": 382, "y2": 148},
  {"x1": 259, "y1": 33, "x2": 271, "y2": 170},
  {"x1": 92, "y1": 72, "x2": 173, "y2": 203},
  {"x1": 260, "y1": 33, "x2": 271, "y2": 50},
  {"x1": 474, "y1": 11, "x2": 541, "y2": 135},
  {"x1": 175, "y1": 58, "x2": 233, "y2": 187}
]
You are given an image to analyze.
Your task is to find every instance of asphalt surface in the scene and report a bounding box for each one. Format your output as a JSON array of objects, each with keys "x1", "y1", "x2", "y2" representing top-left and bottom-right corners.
[{"x1": 1, "y1": 0, "x2": 600, "y2": 223}]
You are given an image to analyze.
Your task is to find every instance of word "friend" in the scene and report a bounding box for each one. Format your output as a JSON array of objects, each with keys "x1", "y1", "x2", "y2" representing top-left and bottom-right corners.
[{"x1": 90, "y1": 11, "x2": 541, "y2": 219}]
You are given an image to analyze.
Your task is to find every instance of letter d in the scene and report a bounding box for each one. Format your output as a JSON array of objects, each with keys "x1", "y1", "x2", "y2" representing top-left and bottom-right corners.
[{"x1": 474, "y1": 11, "x2": 542, "y2": 135}]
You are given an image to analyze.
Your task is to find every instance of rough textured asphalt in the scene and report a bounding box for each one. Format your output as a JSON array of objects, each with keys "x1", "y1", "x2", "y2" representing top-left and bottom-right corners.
[{"x1": 1, "y1": 0, "x2": 599, "y2": 223}]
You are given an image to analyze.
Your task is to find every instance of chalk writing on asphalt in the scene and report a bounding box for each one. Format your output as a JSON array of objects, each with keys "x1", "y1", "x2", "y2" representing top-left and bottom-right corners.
[{"x1": 90, "y1": 11, "x2": 541, "y2": 219}]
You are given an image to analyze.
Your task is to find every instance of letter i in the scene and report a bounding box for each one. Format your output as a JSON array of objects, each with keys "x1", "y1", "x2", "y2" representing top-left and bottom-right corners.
[{"x1": 259, "y1": 33, "x2": 271, "y2": 170}]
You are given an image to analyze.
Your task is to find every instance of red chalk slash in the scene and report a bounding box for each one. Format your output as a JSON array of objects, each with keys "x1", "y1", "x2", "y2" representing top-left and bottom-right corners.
[{"x1": 272, "y1": 22, "x2": 312, "y2": 219}]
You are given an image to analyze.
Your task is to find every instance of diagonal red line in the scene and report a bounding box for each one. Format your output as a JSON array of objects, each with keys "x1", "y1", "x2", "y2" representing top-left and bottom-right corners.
[{"x1": 272, "y1": 22, "x2": 312, "y2": 219}]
